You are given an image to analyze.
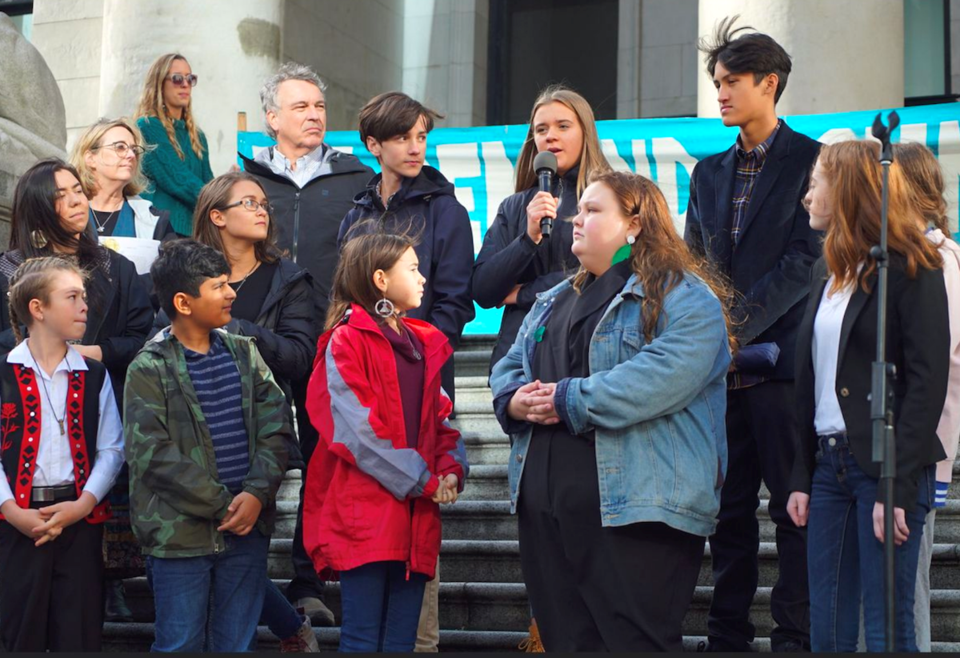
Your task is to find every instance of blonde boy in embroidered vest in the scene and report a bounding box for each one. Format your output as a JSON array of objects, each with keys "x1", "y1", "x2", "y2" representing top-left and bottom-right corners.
[{"x1": 0, "y1": 257, "x2": 124, "y2": 651}]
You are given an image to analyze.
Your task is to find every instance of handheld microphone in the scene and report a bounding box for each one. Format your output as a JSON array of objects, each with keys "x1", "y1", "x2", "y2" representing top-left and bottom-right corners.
[{"x1": 533, "y1": 151, "x2": 558, "y2": 239}]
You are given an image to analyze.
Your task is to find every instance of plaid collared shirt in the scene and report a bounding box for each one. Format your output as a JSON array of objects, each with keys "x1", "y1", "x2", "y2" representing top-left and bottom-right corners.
[{"x1": 730, "y1": 120, "x2": 782, "y2": 248}]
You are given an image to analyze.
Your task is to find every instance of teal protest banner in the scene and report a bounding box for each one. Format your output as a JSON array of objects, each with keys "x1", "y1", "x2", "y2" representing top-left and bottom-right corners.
[{"x1": 239, "y1": 102, "x2": 960, "y2": 335}]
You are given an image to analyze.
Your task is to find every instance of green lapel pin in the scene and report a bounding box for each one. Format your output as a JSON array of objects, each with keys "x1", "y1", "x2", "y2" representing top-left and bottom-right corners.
[{"x1": 534, "y1": 326, "x2": 546, "y2": 343}]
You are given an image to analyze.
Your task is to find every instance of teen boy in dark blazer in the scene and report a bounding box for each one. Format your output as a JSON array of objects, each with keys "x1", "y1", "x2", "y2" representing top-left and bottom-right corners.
[{"x1": 684, "y1": 17, "x2": 821, "y2": 653}]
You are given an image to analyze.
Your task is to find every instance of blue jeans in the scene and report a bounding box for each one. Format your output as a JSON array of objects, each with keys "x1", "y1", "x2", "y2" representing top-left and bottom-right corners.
[
  {"x1": 147, "y1": 530, "x2": 270, "y2": 652},
  {"x1": 338, "y1": 561, "x2": 428, "y2": 652},
  {"x1": 807, "y1": 434, "x2": 933, "y2": 652},
  {"x1": 262, "y1": 578, "x2": 304, "y2": 640}
]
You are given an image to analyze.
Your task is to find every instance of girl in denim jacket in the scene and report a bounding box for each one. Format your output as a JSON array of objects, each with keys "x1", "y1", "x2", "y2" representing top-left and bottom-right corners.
[{"x1": 490, "y1": 171, "x2": 734, "y2": 652}]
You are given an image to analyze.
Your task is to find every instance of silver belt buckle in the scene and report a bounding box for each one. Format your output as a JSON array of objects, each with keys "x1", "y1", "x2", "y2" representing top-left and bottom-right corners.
[{"x1": 32, "y1": 488, "x2": 56, "y2": 502}]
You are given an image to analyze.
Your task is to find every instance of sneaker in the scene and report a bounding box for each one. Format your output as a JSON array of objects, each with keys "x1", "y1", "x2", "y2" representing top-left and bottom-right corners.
[
  {"x1": 280, "y1": 615, "x2": 320, "y2": 653},
  {"x1": 294, "y1": 597, "x2": 336, "y2": 627}
]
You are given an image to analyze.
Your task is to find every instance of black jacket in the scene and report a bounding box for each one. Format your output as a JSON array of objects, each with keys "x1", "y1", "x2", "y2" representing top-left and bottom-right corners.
[
  {"x1": 471, "y1": 166, "x2": 581, "y2": 370},
  {"x1": 790, "y1": 257, "x2": 949, "y2": 509},
  {"x1": 338, "y1": 166, "x2": 475, "y2": 348},
  {"x1": 685, "y1": 121, "x2": 821, "y2": 380},
  {"x1": 0, "y1": 248, "x2": 154, "y2": 407},
  {"x1": 153, "y1": 258, "x2": 319, "y2": 388},
  {"x1": 239, "y1": 148, "x2": 374, "y2": 318},
  {"x1": 152, "y1": 258, "x2": 319, "y2": 469}
]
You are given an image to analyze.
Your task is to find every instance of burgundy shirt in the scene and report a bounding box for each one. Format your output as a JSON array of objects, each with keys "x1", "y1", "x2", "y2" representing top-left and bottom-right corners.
[{"x1": 383, "y1": 321, "x2": 425, "y2": 450}]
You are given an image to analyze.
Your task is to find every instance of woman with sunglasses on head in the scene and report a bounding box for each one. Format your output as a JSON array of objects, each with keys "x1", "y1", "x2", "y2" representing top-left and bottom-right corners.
[{"x1": 136, "y1": 53, "x2": 214, "y2": 238}]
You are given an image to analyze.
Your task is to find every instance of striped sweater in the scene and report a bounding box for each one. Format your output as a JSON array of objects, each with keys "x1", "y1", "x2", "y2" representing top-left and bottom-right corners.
[{"x1": 183, "y1": 333, "x2": 250, "y2": 493}]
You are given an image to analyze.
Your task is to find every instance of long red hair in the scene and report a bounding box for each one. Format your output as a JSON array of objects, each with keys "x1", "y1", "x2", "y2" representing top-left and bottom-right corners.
[{"x1": 818, "y1": 140, "x2": 941, "y2": 294}]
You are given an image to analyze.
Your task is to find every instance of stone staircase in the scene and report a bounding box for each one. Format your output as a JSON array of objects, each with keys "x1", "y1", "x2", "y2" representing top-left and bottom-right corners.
[{"x1": 101, "y1": 335, "x2": 960, "y2": 651}]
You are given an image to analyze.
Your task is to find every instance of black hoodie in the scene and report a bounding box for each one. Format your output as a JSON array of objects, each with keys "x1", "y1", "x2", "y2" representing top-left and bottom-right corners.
[{"x1": 338, "y1": 165, "x2": 476, "y2": 350}]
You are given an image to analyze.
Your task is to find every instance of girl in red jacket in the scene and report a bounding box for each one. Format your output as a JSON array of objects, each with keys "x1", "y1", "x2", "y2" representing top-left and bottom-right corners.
[{"x1": 304, "y1": 231, "x2": 468, "y2": 652}]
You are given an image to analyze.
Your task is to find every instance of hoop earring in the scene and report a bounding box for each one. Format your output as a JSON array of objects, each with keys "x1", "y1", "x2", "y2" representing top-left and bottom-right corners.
[
  {"x1": 375, "y1": 297, "x2": 395, "y2": 319},
  {"x1": 30, "y1": 230, "x2": 48, "y2": 249}
]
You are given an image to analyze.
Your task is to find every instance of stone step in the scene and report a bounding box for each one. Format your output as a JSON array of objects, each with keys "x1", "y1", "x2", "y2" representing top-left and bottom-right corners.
[
  {"x1": 458, "y1": 464, "x2": 510, "y2": 501},
  {"x1": 453, "y1": 349, "x2": 493, "y2": 378},
  {"x1": 455, "y1": 375, "x2": 494, "y2": 390},
  {"x1": 460, "y1": 431, "x2": 511, "y2": 465},
  {"x1": 261, "y1": 537, "x2": 960, "y2": 590},
  {"x1": 101, "y1": 623, "x2": 526, "y2": 652},
  {"x1": 450, "y1": 413, "x2": 507, "y2": 439},
  {"x1": 113, "y1": 578, "x2": 960, "y2": 642}
]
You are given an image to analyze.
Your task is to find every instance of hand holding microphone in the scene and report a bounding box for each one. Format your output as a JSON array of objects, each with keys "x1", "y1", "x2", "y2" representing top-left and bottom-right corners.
[{"x1": 526, "y1": 151, "x2": 559, "y2": 244}]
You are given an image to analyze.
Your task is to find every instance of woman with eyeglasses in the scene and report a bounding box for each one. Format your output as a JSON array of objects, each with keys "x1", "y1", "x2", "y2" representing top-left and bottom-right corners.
[
  {"x1": 70, "y1": 118, "x2": 175, "y2": 241},
  {"x1": 135, "y1": 53, "x2": 214, "y2": 237}
]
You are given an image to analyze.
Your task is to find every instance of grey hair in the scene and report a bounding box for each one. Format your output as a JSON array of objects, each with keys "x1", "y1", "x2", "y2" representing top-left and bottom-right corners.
[{"x1": 260, "y1": 62, "x2": 328, "y2": 139}]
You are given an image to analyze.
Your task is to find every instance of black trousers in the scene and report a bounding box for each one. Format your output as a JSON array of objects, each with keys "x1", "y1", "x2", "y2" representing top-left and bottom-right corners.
[
  {"x1": 0, "y1": 503, "x2": 104, "y2": 651},
  {"x1": 708, "y1": 381, "x2": 810, "y2": 649},
  {"x1": 288, "y1": 375, "x2": 326, "y2": 602},
  {"x1": 518, "y1": 427, "x2": 704, "y2": 652}
]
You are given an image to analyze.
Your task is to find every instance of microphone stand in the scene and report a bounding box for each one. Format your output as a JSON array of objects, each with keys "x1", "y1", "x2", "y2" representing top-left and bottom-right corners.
[{"x1": 869, "y1": 109, "x2": 900, "y2": 652}]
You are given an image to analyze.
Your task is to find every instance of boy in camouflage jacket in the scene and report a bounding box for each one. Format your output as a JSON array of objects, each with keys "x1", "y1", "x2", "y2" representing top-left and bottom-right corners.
[{"x1": 123, "y1": 240, "x2": 290, "y2": 652}]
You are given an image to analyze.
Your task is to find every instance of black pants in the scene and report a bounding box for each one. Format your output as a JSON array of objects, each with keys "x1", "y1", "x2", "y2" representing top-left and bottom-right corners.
[
  {"x1": 708, "y1": 381, "x2": 810, "y2": 649},
  {"x1": 0, "y1": 502, "x2": 104, "y2": 651},
  {"x1": 518, "y1": 426, "x2": 704, "y2": 652},
  {"x1": 288, "y1": 376, "x2": 326, "y2": 602}
]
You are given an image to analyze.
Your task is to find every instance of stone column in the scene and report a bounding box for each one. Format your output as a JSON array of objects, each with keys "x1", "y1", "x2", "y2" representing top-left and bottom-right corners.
[
  {"x1": 98, "y1": 0, "x2": 284, "y2": 175},
  {"x1": 697, "y1": 0, "x2": 904, "y2": 117},
  {"x1": 402, "y1": 0, "x2": 489, "y2": 127}
]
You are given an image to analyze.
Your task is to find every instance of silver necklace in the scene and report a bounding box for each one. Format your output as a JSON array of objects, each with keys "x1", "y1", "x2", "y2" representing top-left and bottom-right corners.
[
  {"x1": 91, "y1": 207, "x2": 120, "y2": 234},
  {"x1": 230, "y1": 261, "x2": 262, "y2": 293},
  {"x1": 25, "y1": 344, "x2": 69, "y2": 436}
]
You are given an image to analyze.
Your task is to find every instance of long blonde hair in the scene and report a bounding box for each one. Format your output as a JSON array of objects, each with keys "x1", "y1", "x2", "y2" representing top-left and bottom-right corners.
[
  {"x1": 135, "y1": 53, "x2": 205, "y2": 160},
  {"x1": 69, "y1": 117, "x2": 153, "y2": 198},
  {"x1": 514, "y1": 85, "x2": 610, "y2": 197}
]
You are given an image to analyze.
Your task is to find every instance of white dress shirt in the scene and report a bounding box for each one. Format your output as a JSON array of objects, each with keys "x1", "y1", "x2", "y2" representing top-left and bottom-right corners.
[
  {"x1": 0, "y1": 342, "x2": 124, "y2": 508},
  {"x1": 813, "y1": 276, "x2": 855, "y2": 436},
  {"x1": 265, "y1": 143, "x2": 333, "y2": 189}
]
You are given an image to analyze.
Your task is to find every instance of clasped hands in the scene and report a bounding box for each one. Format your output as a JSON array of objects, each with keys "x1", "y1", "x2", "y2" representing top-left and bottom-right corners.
[
  {"x1": 507, "y1": 380, "x2": 561, "y2": 425},
  {"x1": 1, "y1": 492, "x2": 97, "y2": 547},
  {"x1": 430, "y1": 474, "x2": 460, "y2": 505}
]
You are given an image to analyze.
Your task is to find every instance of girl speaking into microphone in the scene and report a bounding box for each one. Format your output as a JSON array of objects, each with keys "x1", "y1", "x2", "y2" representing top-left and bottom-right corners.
[
  {"x1": 490, "y1": 171, "x2": 734, "y2": 652},
  {"x1": 471, "y1": 86, "x2": 611, "y2": 373}
]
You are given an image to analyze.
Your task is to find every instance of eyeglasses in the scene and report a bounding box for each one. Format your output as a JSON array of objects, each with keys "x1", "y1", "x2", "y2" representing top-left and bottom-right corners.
[
  {"x1": 166, "y1": 73, "x2": 198, "y2": 87},
  {"x1": 92, "y1": 142, "x2": 146, "y2": 158},
  {"x1": 224, "y1": 198, "x2": 273, "y2": 214}
]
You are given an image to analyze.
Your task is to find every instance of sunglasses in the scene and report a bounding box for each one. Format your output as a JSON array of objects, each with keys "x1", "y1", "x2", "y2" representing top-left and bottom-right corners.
[{"x1": 167, "y1": 73, "x2": 198, "y2": 87}]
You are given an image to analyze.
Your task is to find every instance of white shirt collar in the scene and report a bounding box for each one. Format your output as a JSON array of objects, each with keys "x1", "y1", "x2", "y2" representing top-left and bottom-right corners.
[
  {"x1": 271, "y1": 143, "x2": 327, "y2": 172},
  {"x1": 6, "y1": 341, "x2": 90, "y2": 375}
]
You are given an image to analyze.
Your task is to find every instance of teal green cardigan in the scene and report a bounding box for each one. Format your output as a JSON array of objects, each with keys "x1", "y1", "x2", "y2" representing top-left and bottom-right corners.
[{"x1": 138, "y1": 116, "x2": 214, "y2": 236}]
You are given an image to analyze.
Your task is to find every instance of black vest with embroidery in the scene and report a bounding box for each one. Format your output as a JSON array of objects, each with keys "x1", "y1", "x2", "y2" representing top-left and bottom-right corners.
[{"x1": 0, "y1": 357, "x2": 111, "y2": 523}]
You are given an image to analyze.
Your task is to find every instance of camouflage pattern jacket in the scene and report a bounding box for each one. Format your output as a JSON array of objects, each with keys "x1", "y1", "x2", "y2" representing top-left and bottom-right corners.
[{"x1": 123, "y1": 329, "x2": 291, "y2": 558}]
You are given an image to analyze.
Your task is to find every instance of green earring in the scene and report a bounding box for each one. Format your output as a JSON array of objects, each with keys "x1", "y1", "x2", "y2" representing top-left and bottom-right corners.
[{"x1": 612, "y1": 235, "x2": 635, "y2": 265}]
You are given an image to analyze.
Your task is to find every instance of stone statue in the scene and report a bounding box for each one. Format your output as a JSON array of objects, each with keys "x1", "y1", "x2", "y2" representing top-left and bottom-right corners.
[{"x1": 0, "y1": 12, "x2": 67, "y2": 247}]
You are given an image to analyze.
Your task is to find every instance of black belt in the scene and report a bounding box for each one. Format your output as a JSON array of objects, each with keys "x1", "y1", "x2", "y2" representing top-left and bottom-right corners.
[{"x1": 31, "y1": 485, "x2": 76, "y2": 502}]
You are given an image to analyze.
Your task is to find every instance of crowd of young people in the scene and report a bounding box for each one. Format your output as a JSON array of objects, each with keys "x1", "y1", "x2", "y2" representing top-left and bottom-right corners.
[{"x1": 0, "y1": 15, "x2": 956, "y2": 656}]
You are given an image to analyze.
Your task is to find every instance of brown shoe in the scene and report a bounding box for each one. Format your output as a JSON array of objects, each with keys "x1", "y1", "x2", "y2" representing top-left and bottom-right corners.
[
  {"x1": 280, "y1": 614, "x2": 320, "y2": 653},
  {"x1": 518, "y1": 618, "x2": 545, "y2": 653}
]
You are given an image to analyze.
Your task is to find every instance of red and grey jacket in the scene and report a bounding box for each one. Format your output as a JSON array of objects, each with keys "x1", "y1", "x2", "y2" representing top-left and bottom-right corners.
[{"x1": 303, "y1": 305, "x2": 468, "y2": 579}]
